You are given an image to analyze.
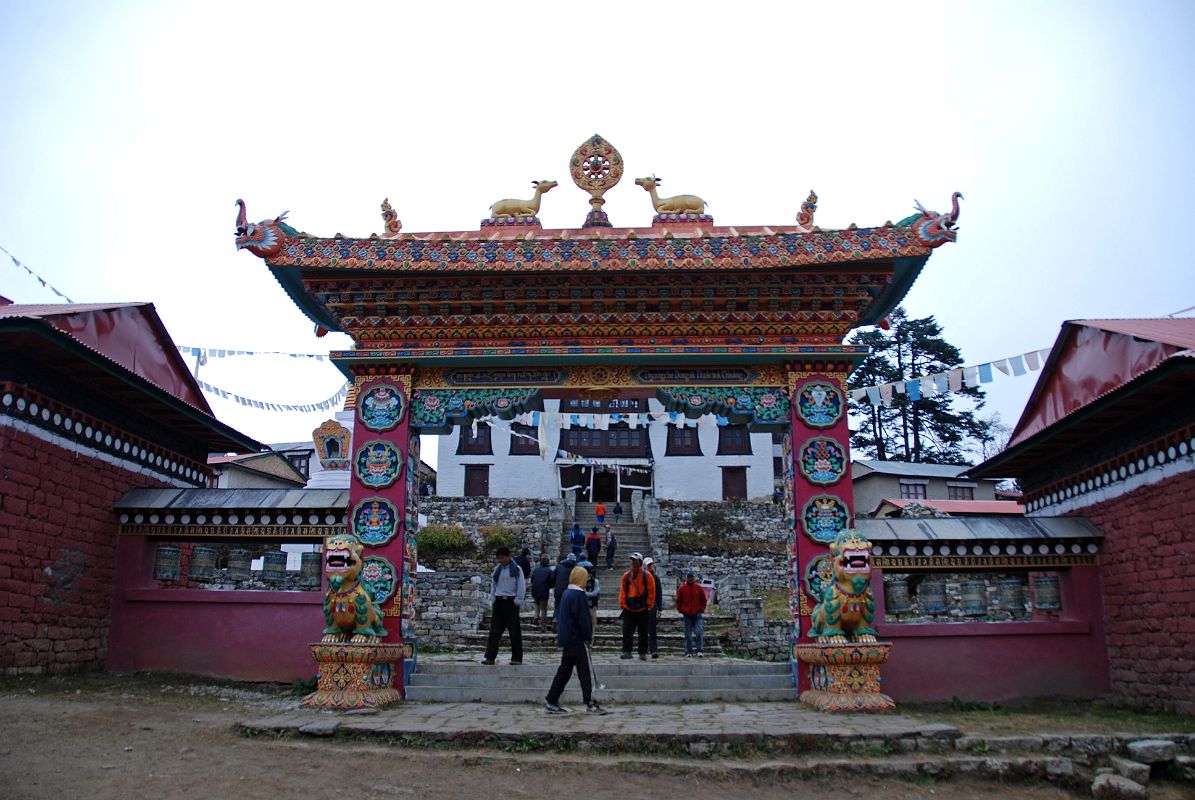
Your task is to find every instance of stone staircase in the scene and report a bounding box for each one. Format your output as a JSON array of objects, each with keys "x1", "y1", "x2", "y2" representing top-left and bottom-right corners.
[
  {"x1": 405, "y1": 656, "x2": 795, "y2": 703},
  {"x1": 464, "y1": 609, "x2": 730, "y2": 656},
  {"x1": 565, "y1": 502, "x2": 653, "y2": 565}
]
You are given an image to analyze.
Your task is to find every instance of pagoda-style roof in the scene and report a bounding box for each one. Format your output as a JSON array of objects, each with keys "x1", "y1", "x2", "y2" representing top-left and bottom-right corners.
[{"x1": 234, "y1": 139, "x2": 959, "y2": 368}]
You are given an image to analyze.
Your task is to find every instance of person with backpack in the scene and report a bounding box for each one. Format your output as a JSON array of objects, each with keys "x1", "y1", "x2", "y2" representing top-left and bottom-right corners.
[
  {"x1": 482, "y1": 547, "x2": 525, "y2": 666},
  {"x1": 618, "y1": 552, "x2": 655, "y2": 660},
  {"x1": 578, "y1": 560, "x2": 601, "y2": 630},
  {"x1": 530, "y1": 556, "x2": 554, "y2": 627},
  {"x1": 642, "y1": 557, "x2": 663, "y2": 659},
  {"x1": 604, "y1": 524, "x2": 617, "y2": 571},
  {"x1": 675, "y1": 569, "x2": 708, "y2": 657},
  {"x1": 568, "y1": 523, "x2": 585, "y2": 558},
  {"x1": 584, "y1": 526, "x2": 602, "y2": 563},
  {"x1": 553, "y1": 552, "x2": 577, "y2": 626},
  {"x1": 543, "y1": 564, "x2": 607, "y2": 715},
  {"x1": 612, "y1": 500, "x2": 623, "y2": 524}
]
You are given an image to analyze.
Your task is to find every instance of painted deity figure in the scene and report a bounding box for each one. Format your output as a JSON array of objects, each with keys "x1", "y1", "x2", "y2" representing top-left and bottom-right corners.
[
  {"x1": 361, "y1": 384, "x2": 404, "y2": 431},
  {"x1": 354, "y1": 499, "x2": 397, "y2": 546}
]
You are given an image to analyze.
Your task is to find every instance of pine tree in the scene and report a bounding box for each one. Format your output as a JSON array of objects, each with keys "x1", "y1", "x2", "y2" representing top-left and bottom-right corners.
[{"x1": 846, "y1": 307, "x2": 993, "y2": 465}]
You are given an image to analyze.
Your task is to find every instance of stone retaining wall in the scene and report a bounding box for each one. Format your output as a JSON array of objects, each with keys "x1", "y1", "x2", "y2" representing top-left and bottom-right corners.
[
  {"x1": 414, "y1": 571, "x2": 487, "y2": 649},
  {"x1": 657, "y1": 499, "x2": 786, "y2": 542},
  {"x1": 418, "y1": 496, "x2": 562, "y2": 570}
]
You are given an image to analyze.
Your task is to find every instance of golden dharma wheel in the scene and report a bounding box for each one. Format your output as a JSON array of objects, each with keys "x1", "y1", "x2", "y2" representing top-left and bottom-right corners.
[{"x1": 570, "y1": 133, "x2": 624, "y2": 201}]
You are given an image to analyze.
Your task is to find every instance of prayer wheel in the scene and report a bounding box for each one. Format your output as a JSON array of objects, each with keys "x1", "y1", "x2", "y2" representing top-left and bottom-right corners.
[
  {"x1": 917, "y1": 578, "x2": 948, "y2": 614},
  {"x1": 188, "y1": 546, "x2": 217, "y2": 579},
  {"x1": 262, "y1": 550, "x2": 288, "y2": 582},
  {"x1": 998, "y1": 578, "x2": 1025, "y2": 612},
  {"x1": 153, "y1": 545, "x2": 181, "y2": 581},
  {"x1": 960, "y1": 579, "x2": 988, "y2": 616},
  {"x1": 300, "y1": 551, "x2": 322, "y2": 586},
  {"x1": 883, "y1": 576, "x2": 912, "y2": 614},
  {"x1": 1033, "y1": 574, "x2": 1062, "y2": 611},
  {"x1": 227, "y1": 548, "x2": 252, "y2": 579}
]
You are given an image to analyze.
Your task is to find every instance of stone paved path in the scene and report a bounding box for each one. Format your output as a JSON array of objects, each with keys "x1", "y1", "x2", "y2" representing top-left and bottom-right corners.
[{"x1": 243, "y1": 700, "x2": 947, "y2": 741}]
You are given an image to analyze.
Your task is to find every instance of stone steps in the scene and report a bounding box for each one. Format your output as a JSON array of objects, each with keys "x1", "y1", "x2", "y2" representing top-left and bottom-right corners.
[{"x1": 405, "y1": 658, "x2": 794, "y2": 703}]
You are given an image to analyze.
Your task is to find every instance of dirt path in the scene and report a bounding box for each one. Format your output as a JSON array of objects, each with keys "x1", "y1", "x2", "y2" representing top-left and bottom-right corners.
[{"x1": 0, "y1": 674, "x2": 1161, "y2": 800}]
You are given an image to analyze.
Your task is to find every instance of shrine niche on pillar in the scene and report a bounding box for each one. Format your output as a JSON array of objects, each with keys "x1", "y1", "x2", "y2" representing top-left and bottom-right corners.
[{"x1": 235, "y1": 134, "x2": 959, "y2": 703}]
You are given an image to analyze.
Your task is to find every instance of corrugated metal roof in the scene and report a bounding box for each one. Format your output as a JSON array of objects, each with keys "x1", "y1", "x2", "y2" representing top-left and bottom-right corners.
[
  {"x1": 115, "y1": 488, "x2": 349, "y2": 509},
  {"x1": 853, "y1": 460, "x2": 973, "y2": 478},
  {"x1": 1075, "y1": 318, "x2": 1195, "y2": 350},
  {"x1": 857, "y1": 516, "x2": 1102, "y2": 542},
  {"x1": 876, "y1": 498, "x2": 1024, "y2": 515},
  {"x1": 0, "y1": 302, "x2": 146, "y2": 318}
]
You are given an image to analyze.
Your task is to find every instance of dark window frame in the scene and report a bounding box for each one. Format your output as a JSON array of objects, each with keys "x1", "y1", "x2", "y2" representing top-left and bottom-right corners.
[
  {"x1": 666, "y1": 424, "x2": 702, "y2": 456},
  {"x1": 508, "y1": 423, "x2": 539, "y2": 455},
  {"x1": 457, "y1": 422, "x2": 493, "y2": 455},
  {"x1": 717, "y1": 424, "x2": 752, "y2": 455}
]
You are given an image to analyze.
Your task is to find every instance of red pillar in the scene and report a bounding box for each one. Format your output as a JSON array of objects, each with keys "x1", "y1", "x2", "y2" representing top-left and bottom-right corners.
[
  {"x1": 348, "y1": 371, "x2": 413, "y2": 687},
  {"x1": 788, "y1": 367, "x2": 854, "y2": 691}
]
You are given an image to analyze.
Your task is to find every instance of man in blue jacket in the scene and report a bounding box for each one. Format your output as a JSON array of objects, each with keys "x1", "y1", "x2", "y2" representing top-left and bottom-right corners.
[
  {"x1": 529, "y1": 556, "x2": 554, "y2": 627},
  {"x1": 552, "y1": 552, "x2": 577, "y2": 628},
  {"x1": 544, "y1": 565, "x2": 607, "y2": 714}
]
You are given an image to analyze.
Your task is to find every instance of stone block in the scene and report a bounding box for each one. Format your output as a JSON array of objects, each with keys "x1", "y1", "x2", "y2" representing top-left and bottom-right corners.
[
  {"x1": 1108, "y1": 755, "x2": 1150, "y2": 784},
  {"x1": 1070, "y1": 734, "x2": 1116, "y2": 757},
  {"x1": 1174, "y1": 754, "x2": 1195, "y2": 782},
  {"x1": 298, "y1": 719, "x2": 340, "y2": 737},
  {"x1": 1044, "y1": 758, "x2": 1074, "y2": 781},
  {"x1": 1091, "y1": 773, "x2": 1145, "y2": 799},
  {"x1": 1126, "y1": 738, "x2": 1177, "y2": 764}
]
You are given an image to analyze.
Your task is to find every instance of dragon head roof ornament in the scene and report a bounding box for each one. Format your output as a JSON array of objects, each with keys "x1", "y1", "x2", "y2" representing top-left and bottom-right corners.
[
  {"x1": 234, "y1": 199, "x2": 293, "y2": 259},
  {"x1": 911, "y1": 192, "x2": 963, "y2": 247}
]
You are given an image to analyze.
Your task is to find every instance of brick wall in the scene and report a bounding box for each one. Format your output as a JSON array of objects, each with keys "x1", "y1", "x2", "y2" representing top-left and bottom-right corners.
[
  {"x1": 1074, "y1": 469, "x2": 1195, "y2": 714},
  {"x1": 0, "y1": 426, "x2": 170, "y2": 674}
]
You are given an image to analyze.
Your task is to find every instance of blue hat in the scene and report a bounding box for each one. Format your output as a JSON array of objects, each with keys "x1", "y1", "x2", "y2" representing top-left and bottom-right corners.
[
  {"x1": 578, "y1": 560, "x2": 594, "y2": 570},
  {"x1": 564, "y1": 552, "x2": 577, "y2": 562}
]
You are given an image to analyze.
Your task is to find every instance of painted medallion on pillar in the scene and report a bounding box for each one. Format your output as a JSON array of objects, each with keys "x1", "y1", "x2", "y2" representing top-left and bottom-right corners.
[
  {"x1": 360, "y1": 556, "x2": 398, "y2": 606},
  {"x1": 804, "y1": 554, "x2": 835, "y2": 600},
  {"x1": 801, "y1": 495, "x2": 850, "y2": 544},
  {"x1": 796, "y1": 381, "x2": 844, "y2": 429},
  {"x1": 354, "y1": 440, "x2": 404, "y2": 489},
  {"x1": 797, "y1": 437, "x2": 847, "y2": 486},
  {"x1": 358, "y1": 382, "x2": 407, "y2": 432},
  {"x1": 352, "y1": 497, "x2": 400, "y2": 547}
]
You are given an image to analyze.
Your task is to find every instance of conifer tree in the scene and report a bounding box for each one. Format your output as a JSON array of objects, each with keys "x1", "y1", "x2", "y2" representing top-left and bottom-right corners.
[{"x1": 846, "y1": 307, "x2": 993, "y2": 464}]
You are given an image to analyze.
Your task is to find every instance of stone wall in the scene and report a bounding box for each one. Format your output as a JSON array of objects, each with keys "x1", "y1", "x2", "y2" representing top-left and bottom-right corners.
[
  {"x1": 1073, "y1": 469, "x2": 1195, "y2": 715},
  {"x1": 668, "y1": 553, "x2": 788, "y2": 594},
  {"x1": 418, "y1": 496, "x2": 562, "y2": 570},
  {"x1": 0, "y1": 424, "x2": 173, "y2": 675},
  {"x1": 658, "y1": 499, "x2": 786, "y2": 542},
  {"x1": 711, "y1": 574, "x2": 789, "y2": 660},
  {"x1": 414, "y1": 571, "x2": 488, "y2": 649}
]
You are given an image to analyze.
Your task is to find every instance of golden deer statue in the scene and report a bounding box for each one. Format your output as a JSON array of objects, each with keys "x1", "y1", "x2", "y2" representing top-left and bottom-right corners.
[
  {"x1": 489, "y1": 180, "x2": 558, "y2": 218},
  {"x1": 634, "y1": 175, "x2": 707, "y2": 216}
]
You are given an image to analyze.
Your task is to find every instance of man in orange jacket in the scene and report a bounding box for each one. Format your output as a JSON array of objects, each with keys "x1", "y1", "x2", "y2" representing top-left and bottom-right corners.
[
  {"x1": 675, "y1": 569, "x2": 708, "y2": 657},
  {"x1": 618, "y1": 552, "x2": 655, "y2": 660}
]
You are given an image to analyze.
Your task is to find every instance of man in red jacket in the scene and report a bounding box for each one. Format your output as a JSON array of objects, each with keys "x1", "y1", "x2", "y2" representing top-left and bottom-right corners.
[{"x1": 675, "y1": 569, "x2": 708, "y2": 658}]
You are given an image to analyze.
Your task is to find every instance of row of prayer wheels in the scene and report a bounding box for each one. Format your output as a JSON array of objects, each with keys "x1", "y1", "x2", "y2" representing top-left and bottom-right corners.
[
  {"x1": 884, "y1": 574, "x2": 1062, "y2": 616},
  {"x1": 152, "y1": 544, "x2": 322, "y2": 585}
]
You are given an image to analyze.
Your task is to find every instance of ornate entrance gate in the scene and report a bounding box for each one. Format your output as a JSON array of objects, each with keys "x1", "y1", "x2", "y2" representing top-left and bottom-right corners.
[{"x1": 236, "y1": 134, "x2": 959, "y2": 695}]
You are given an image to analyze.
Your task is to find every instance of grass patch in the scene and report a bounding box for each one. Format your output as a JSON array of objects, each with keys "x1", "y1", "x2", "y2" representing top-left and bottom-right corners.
[{"x1": 759, "y1": 590, "x2": 790, "y2": 621}]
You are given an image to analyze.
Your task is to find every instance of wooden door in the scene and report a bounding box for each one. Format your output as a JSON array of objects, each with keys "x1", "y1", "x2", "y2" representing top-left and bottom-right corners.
[
  {"x1": 464, "y1": 465, "x2": 490, "y2": 497},
  {"x1": 721, "y1": 467, "x2": 747, "y2": 501}
]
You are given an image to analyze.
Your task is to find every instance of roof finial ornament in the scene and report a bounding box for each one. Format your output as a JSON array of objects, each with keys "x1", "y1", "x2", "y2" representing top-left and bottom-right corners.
[
  {"x1": 795, "y1": 190, "x2": 818, "y2": 233},
  {"x1": 483, "y1": 180, "x2": 557, "y2": 228},
  {"x1": 910, "y1": 191, "x2": 963, "y2": 248},
  {"x1": 570, "y1": 134, "x2": 623, "y2": 228},
  {"x1": 635, "y1": 175, "x2": 711, "y2": 224},
  {"x1": 380, "y1": 198, "x2": 402, "y2": 238}
]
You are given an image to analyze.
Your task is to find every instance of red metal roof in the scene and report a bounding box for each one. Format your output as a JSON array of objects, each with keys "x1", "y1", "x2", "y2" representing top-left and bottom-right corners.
[
  {"x1": 1072, "y1": 318, "x2": 1195, "y2": 350},
  {"x1": 876, "y1": 498, "x2": 1025, "y2": 515}
]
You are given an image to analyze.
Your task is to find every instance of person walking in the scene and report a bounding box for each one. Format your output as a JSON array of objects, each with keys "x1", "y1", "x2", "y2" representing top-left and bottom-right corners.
[
  {"x1": 642, "y1": 557, "x2": 663, "y2": 659},
  {"x1": 584, "y1": 526, "x2": 602, "y2": 563},
  {"x1": 594, "y1": 500, "x2": 607, "y2": 526},
  {"x1": 544, "y1": 564, "x2": 607, "y2": 714},
  {"x1": 612, "y1": 501, "x2": 623, "y2": 524},
  {"x1": 676, "y1": 569, "x2": 708, "y2": 657},
  {"x1": 553, "y1": 552, "x2": 577, "y2": 626},
  {"x1": 618, "y1": 553, "x2": 655, "y2": 660},
  {"x1": 482, "y1": 547, "x2": 525, "y2": 666},
  {"x1": 515, "y1": 547, "x2": 532, "y2": 579},
  {"x1": 530, "y1": 556, "x2": 553, "y2": 627},
  {"x1": 568, "y1": 523, "x2": 585, "y2": 559},
  {"x1": 578, "y1": 560, "x2": 601, "y2": 631},
  {"x1": 604, "y1": 524, "x2": 617, "y2": 571}
]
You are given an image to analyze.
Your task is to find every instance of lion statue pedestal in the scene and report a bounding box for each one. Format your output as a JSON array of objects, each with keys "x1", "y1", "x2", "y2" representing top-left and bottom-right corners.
[
  {"x1": 302, "y1": 642, "x2": 405, "y2": 709},
  {"x1": 301, "y1": 533, "x2": 404, "y2": 710},
  {"x1": 797, "y1": 529, "x2": 895, "y2": 713}
]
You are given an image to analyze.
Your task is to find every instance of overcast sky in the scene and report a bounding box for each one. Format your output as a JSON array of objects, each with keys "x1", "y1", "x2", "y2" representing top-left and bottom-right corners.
[{"x1": 2, "y1": 1, "x2": 1192, "y2": 468}]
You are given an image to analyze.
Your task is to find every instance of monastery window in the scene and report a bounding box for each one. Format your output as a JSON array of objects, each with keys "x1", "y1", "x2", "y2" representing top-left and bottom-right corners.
[
  {"x1": 666, "y1": 425, "x2": 701, "y2": 456},
  {"x1": 899, "y1": 480, "x2": 928, "y2": 500},
  {"x1": 947, "y1": 484, "x2": 976, "y2": 501},
  {"x1": 717, "y1": 425, "x2": 752, "y2": 456},
  {"x1": 561, "y1": 426, "x2": 648, "y2": 457},
  {"x1": 285, "y1": 451, "x2": 311, "y2": 479},
  {"x1": 509, "y1": 423, "x2": 539, "y2": 456},
  {"x1": 457, "y1": 422, "x2": 492, "y2": 455}
]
